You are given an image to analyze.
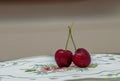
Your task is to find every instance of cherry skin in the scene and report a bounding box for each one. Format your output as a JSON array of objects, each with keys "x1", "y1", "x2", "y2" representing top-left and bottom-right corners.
[
  {"x1": 55, "y1": 49, "x2": 73, "y2": 68},
  {"x1": 73, "y1": 48, "x2": 91, "y2": 68}
]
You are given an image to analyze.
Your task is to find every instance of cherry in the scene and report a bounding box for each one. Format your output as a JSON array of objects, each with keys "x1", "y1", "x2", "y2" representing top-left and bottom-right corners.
[
  {"x1": 68, "y1": 26, "x2": 91, "y2": 68},
  {"x1": 55, "y1": 24, "x2": 73, "y2": 68},
  {"x1": 55, "y1": 49, "x2": 73, "y2": 67},
  {"x1": 73, "y1": 48, "x2": 91, "y2": 67}
]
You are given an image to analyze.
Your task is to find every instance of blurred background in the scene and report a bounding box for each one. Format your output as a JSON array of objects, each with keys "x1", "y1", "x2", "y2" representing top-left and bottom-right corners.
[{"x1": 0, "y1": 0, "x2": 120, "y2": 61}]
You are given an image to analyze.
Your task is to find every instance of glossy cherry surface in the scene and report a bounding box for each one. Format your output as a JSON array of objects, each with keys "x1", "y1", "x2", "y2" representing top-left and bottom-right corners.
[
  {"x1": 55, "y1": 49, "x2": 73, "y2": 67},
  {"x1": 73, "y1": 48, "x2": 91, "y2": 68}
]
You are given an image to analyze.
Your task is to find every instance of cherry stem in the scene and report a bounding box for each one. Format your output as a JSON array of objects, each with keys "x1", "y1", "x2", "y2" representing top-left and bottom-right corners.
[
  {"x1": 68, "y1": 24, "x2": 77, "y2": 51},
  {"x1": 65, "y1": 26, "x2": 71, "y2": 50}
]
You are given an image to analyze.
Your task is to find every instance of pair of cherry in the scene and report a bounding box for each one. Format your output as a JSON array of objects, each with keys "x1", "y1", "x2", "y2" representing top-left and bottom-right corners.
[{"x1": 55, "y1": 24, "x2": 91, "y2": 68}]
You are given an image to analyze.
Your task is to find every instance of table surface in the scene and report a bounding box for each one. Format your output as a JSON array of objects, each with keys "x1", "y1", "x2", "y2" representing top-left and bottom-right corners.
[{"x1": 0, "y1": 54, "x2": 120, "y2": 81}]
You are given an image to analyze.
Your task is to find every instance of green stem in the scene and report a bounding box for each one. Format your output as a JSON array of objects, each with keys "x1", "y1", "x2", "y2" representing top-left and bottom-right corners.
[
  {"x1": 68, "y1": 25, "x2": 77, "y2": 51},
  {"x1": 65, "y1": 26, "x2": 71, "y2": 50}
]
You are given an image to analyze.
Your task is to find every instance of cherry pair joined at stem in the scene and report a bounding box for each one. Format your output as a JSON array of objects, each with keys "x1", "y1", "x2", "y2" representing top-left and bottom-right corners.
[{"x1": 55, "y1": 23, "x2": 91, "y2": 68}]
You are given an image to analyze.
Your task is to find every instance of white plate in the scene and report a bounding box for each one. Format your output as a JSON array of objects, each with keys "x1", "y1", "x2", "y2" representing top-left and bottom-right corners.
[{"x1": 0, "y1": 54, "x2": 120, "y2": 81}]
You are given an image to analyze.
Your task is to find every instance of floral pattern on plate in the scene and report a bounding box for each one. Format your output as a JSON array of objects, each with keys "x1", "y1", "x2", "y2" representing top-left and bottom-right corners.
[{"x1": 0, "y1": 54, "x2": 120, "y2": 81}]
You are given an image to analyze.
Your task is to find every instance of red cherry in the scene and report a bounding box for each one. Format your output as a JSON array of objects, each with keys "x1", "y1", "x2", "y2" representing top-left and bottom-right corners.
[
  {"x1": 55, "y1": 49, "x2": 73, "y2": 68},
  {"x1": 73, "y1": 48, "x2": 91, "y2": 68}
]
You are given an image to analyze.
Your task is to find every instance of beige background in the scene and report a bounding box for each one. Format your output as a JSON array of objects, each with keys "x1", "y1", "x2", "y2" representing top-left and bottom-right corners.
[{"x1": 0, "y1": 0, "x2": 120, "y2": 61}]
